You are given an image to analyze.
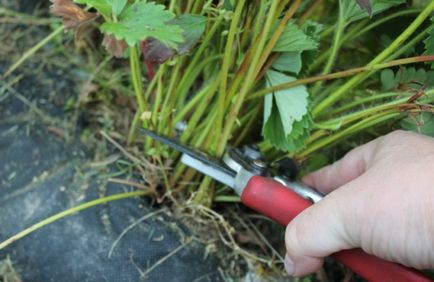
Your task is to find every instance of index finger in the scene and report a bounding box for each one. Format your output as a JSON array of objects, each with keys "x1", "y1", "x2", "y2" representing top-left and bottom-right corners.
[{"x1": 302, "y1": 140, "x2": 376, "y2": 194}]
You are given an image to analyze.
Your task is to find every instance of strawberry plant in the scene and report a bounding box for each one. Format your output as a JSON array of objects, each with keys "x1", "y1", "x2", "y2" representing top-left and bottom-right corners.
[
  {"x1": 48, "y1": 0, "x2": 434, "y2": 206},
  {"x1": 0, "y1": 0, "x2": 432, "y2": 278}
]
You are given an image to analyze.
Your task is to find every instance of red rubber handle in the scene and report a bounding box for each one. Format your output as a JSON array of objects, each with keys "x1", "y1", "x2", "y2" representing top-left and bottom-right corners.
[{"x1": 240, "y1": 176, "x2": 431, "y2": 282}]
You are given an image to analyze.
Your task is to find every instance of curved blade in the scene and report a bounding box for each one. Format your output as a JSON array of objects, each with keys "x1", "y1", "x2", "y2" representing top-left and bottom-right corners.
[{"x1": 139, "y1": 128, "x2": 236, "y2": 182}]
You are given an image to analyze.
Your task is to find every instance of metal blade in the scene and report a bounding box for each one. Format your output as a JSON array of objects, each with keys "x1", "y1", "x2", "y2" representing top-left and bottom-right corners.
[
  {"x1": 139, "y1": 128, "x2": 236, "y2": 182},
  {"x1": 180, "y1": 154, "x2": 235, "y2": 188}
]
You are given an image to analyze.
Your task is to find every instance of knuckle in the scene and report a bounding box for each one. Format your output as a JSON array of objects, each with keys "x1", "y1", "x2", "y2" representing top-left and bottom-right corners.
[{"x1": 285, "y1": 216, "x2": 309, "y2": 255}]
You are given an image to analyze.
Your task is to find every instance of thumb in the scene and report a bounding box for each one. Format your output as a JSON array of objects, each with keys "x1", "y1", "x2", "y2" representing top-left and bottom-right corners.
[{"x1": 284, "y1": 186, "x2": 357, "y2": 277}]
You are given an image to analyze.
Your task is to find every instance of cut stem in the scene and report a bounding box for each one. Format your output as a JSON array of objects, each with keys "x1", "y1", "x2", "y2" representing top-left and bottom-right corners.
[{"x1": 0, "y1": 190, "x2": 152, "y2": 251}]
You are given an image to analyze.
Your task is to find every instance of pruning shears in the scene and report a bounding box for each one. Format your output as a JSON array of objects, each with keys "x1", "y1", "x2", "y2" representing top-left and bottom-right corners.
[{"x1": 141, "y1": 128, "x2": 431, "y2": 282}]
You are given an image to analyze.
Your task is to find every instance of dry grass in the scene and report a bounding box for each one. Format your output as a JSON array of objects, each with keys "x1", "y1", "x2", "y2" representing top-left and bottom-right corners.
[{"x1": 0, "y1": 256, "x2": 21, "y2": 282}]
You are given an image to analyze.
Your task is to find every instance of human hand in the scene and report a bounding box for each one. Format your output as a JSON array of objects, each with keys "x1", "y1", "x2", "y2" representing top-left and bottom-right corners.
[{"x1": 284, "y1": 130, "x2": 434, "y2": 276}]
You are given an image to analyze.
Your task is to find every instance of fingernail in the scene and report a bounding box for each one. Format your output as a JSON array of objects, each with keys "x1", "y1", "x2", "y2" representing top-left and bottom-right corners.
[{"x1": 284, "y1": 254, "x2": 294, "y2": 275}]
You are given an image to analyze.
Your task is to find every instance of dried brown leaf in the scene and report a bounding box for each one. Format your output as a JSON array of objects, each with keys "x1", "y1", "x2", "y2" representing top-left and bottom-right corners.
[
  {"x1": 49, "y1": 0, "x2": 98, "y2": 29},
  {"x1": 102, "y1": 34, "x2": 128, "y2": 58}
]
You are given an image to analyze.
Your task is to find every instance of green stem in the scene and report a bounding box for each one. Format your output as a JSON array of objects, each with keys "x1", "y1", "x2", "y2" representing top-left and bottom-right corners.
[
  {"x1": 385, "y1": 26, "x2": 430, "y2": 62},
  {"x1": 317, "y1": 98, "x2": 406, "y2": 128},
  {"x1": 217, "y1": 0, "x2": 279, "y2": 155},
  {"x1": 176, "y1": 14, "x2": 224, "y2": 106},
  {"x1": 311, "y1": 16, "x2": 345, "y2": 94},
  {"x1": 193, "y1": 176, "x2": 213, "y2": 206},
  {"x1": 172, "y1": 109, "x2": 218, "y2": 185},
  {"x1": 324, "y1": 20, "x2": 346, "y2": 66},
  {"x1": 306, "y1": 89, "x2": 434, "y2": 155},
  {"x1": 151, "y1": 69, "x2": 163, "y2": 128},
  {"x1": 234, "y1": 105, "x2": 262, "y2": 146},
  {"x1": 313, "y1": 2, "x2": 434, "y2": 116},
  {"x1": 4, "y1": 25, "x2": 64, "y2": 77},
  {"x1": 350, "y1": 9, "x2": 422, "y2": 43},
  {"x1": 173, "y1": 83, "x2": 211, "y2": 124},
  {"x1": 328, "y1": 92, "x2": 398, "y2": 115},
  {"x1": 249, "y1": 55, "x2": 434, "y2": 99},
  {"x1": 159, "y1": 62, "x2": 181, "y2": 132},
  {"x1": 127, "y1": 110, "x2": 141, "y2": 145},
  {"x1": 219, "y1": 0, "x2": 244, "y2": 101},
  {"x1": 311, "y1": 9, "x2": 421, "y2": 71},
  {"x1": 256, "y1": 0, "x2": 301, "y2": 71},
  {"x1": 324, "y1": 88, "x2": 434, "y2": 125},
  {"x1": 172, "y1": 54, "x2": 221, "y2": 118},
  {"x1": 213, "y1": 0, "x2": 246, "y2": 151},
  {"x1": 180, "y1": 75, "x2": 220, "y2": 143},
  {"x1": 130, "y1": 45, "x2": 146, "y2": 114},
  {"x1": 194, "y1": 109, "x2": 219, "y2": 147},
  {"x1": 299, "y1": 111, "x2": 400, "y2": 158},
  {"x1": 251, "y1": 2, "x2": 268, "y2": 45},
  {"x1": 143, "y1": 67, "x2": 161, "y2": 102},
  {"x1": 214, "y1": 195, "x2": 241, "y2": 203},
  {"x1": 168, "y1": 0, "x2": 177, "y2": 12},
  {"x1": 0, "y1": 190, "x2": 151, "y2": 251}
]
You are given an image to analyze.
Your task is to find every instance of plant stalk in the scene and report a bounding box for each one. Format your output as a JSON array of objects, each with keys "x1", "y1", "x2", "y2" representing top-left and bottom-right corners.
[
  {"x1": 250, "y1": 56, "x2": 434, "y2": 99},
  {"x1": 4, "y1": 25, "x2": 64, "y2": 78},
  {"x1": 312, "y1": 2, "x2": 434, "y2": 116},
  {"x1": 0, "y1": 190, "x2": 152, "y2": 251},
  {"x1": 130, "y1": 45, "x2": 146, "y2": 114}
]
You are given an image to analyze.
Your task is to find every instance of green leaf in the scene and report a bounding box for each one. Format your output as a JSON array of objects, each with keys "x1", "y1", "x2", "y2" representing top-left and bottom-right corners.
[
  {"x1": 423, "y1": 16, "x2": 434, "y2": 68},
  {"x1": 112, "y1": 0, "x2": 127, "y2": 17},
  {"x1": 301, "y1": 20, "x2": 324, "y2": 41},
  {"x1": 74, "y1": 0, "x2": 126, "y2": 18},
  {"x1": 273, "y1": 21, "x2": 318, "y2": 52},
  {"x1": 339, "y1": 0, "x2": 404, "y2": 25},
  {"x1": 142, "y1": 14, "x2": 207, "y2": 64},
  {"x1": 380, "y1": 69, "x2": 395, "y2": 90},
  {"x1": 262, "y1": 70, "x2": 311, "y2": 152},
  {"x1": 100, "y1": 2, "x2": 184, "y2": 47},
  {"x1": 380, "y1": 67, "x2": 431, "y2": 91},
  {"x1": 401, "y1": 113, "x2": 434, "y2": 137},
  {"x1": 169, "y1": 14, "x2": 207, "y2": 54},
  {"x1": 74, "y1": 0, "x2": 112, "y2": 19},
  {"x1": 272, "y1": 21, "x2": 321, "y2": 76},
  {"x1": 300, "y1": 153, "x2": 329, "y2": 175},
  {"x1": 223, "y1": 0, "x2": 234, "y2": 10},
  {"x1": 272, "y1": 52, "x2": 302, "y2": 74}
]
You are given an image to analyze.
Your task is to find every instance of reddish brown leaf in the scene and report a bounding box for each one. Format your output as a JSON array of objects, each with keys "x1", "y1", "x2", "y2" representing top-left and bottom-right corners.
[
  {"x1": 141, "y1": 39, "x2": 175, "y2": 64},
  {"x1": 49, "y1": 0, "x2": 97, "y2": 29},
  {"x1": 102, "y1": 34, "x2": 128, "y2": 58}
]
